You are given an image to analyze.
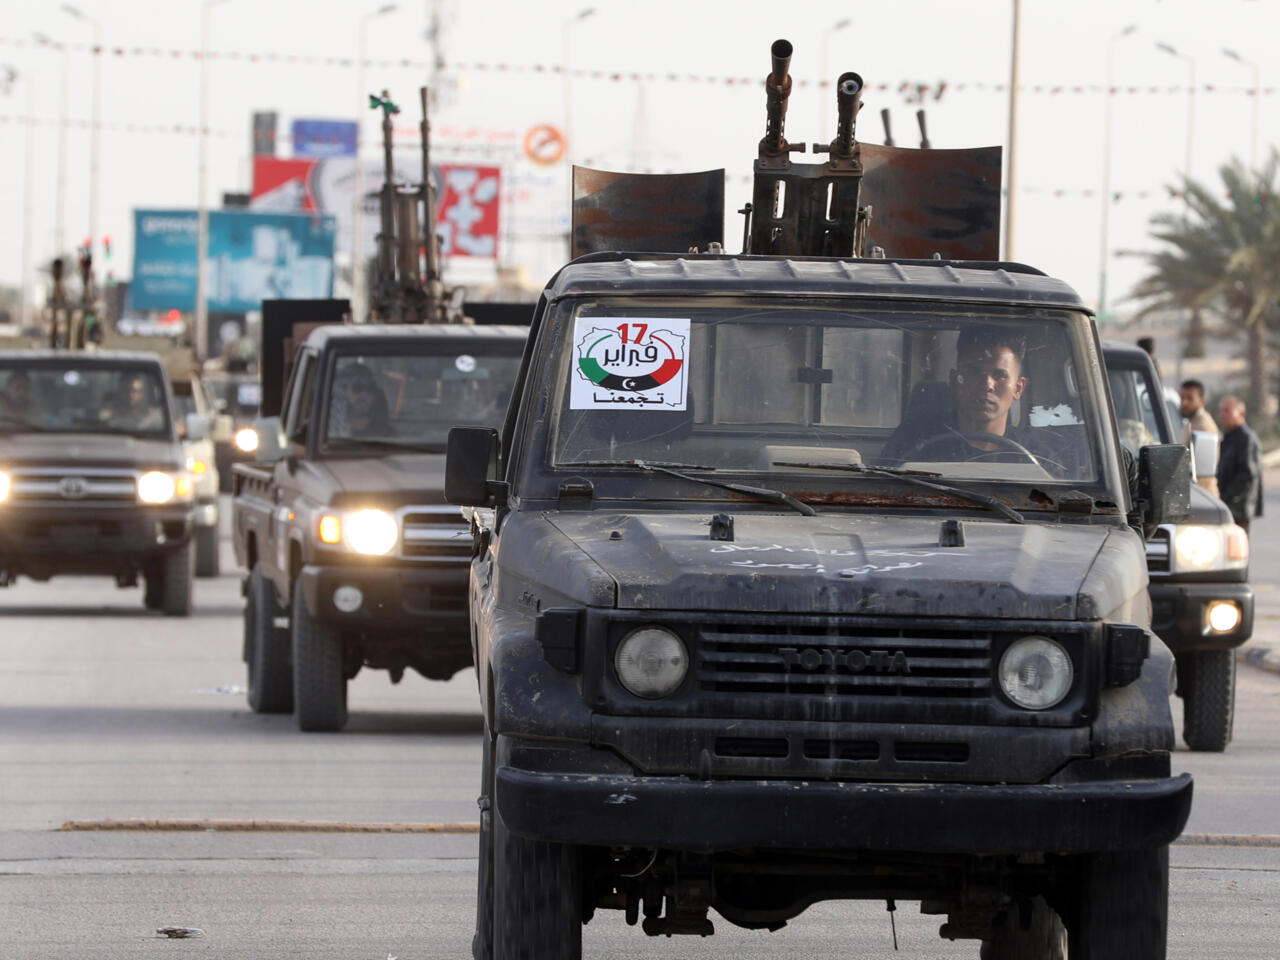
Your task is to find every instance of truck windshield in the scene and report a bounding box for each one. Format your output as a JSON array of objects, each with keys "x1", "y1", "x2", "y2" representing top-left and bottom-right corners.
[
  {"x1": 321, "y1": 347, "x2": 521, "y2": 452},
  {"x1": 1107, "y1": 364, "x2": 1169, "y2": 453},
  {"x1": 0, "y1": 362, "x2": 171, "y2": 437},
  {"x1": 549, "y1": 301, "x2": 1106, "y2": 487}
]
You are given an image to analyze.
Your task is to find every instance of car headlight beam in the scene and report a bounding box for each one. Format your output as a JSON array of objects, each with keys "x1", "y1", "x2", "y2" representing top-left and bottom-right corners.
[
  {"x1": 137, "y1": 470, "x2": 177, "y2": 504},
  {"x1": 615, "y1": 627, "x2": 688, "y2": 699},
  {"x1": 1174, "y1": 526, "x2": 1221, "y2": 570},
  {"x1": 233, "y1": 427, "x2": 259, "y2": 453},
  {"x1": 344, "y1": 508, "x2": 398, "y2": 556},
  {"x1": 998, "y1": 636, "x2": 1073, "y2": 710},
  {"x1": 0, "y1": 469, "x2": 9, "y2": 504}
]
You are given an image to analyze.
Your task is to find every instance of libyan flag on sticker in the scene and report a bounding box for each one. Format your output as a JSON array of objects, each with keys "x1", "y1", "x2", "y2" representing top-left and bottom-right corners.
[{"x1": 570, "y1": 317, "x2": 690, "y2": 410}]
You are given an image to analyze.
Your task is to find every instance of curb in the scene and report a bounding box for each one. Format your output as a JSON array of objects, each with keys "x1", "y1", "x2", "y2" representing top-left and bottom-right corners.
[
  {"x1": 59, "y1": 819, "x2": 480, "y2": 834},
  {"x1": 1240, "y1": 646, "x2": 1280, "y2": 675}
]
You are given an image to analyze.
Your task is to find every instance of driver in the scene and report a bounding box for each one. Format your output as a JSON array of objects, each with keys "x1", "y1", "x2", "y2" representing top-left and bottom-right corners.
[
  {"x1": 881, "y1": 327, "x2": 1033, "y2": 464},
  {"x1": 109, "y1": 374, "x2": 165, "y2": 431}
]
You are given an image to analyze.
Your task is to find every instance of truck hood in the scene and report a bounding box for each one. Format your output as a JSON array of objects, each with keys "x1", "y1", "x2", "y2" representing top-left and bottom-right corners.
[
  {"x1": 0, "y1": 432, "x2": 180, "y2": 470},
  {"x1": 546, "y1": 511, "x2": 1121, "y2": 619},
  {"x1": 315, "y1": 453, "x2": 448, "y2": 507}
]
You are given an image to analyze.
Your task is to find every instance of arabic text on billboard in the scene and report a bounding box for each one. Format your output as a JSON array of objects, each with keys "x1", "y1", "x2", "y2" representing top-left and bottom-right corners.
[{"x1": 130, "y1": 209, "x2": 336, "y2": 313}]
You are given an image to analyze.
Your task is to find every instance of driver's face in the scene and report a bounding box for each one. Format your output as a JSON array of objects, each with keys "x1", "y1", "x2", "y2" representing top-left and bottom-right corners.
[
  {"x1": 953, "y1": 346, "x2": 1026, "y2": 432},
  {"x1": 345, "y1": 380, "x2": 375, "y2": 414},
  {"x1": 128, "y1": 380, "x2": 146, "y2": 406}
]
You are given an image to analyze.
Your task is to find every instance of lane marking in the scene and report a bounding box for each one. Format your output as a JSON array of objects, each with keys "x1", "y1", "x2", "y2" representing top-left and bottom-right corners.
[{"x1": 59, "y1": 819, "x2": 480, "y2": 834}]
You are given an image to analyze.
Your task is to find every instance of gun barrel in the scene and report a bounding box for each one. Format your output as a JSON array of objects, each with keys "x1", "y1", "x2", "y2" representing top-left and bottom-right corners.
[
  {"x1": 833, "y1": 71, "x2": 863, "y2": 159},
  {"x1": 762, "y1": 38, "x2": 793, "y2": 156}
]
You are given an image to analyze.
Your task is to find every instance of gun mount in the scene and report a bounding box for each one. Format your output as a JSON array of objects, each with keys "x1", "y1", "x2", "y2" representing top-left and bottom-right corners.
[
  {"x1": 366, "y1": 87, "x2": 467, "y2": 324},
  {"x1": 570, "y1": 38, "x2": 1001, "y2": 263}
]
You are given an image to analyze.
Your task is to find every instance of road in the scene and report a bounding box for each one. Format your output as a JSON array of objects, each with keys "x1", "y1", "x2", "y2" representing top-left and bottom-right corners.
[{"x1": 1, "y1": 502, "x2": 1279, "y2": 959}]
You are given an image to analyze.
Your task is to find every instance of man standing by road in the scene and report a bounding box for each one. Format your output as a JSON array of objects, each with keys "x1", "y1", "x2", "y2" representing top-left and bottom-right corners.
[
  {"x1": 1180, "y1": 379, "x2": 1220, "y2": 495},
  {"x1": 1216, "y1": 395, "x2": 1263, "y2": 534}
]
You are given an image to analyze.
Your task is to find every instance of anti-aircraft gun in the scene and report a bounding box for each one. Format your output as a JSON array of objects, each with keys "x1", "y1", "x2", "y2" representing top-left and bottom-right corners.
[
  {"x1": 365, "y1": 87, "x2": 467, "y2": 324},
  {"x1": 571, "y1": 38, "x2": 1000, "y2": 261}
]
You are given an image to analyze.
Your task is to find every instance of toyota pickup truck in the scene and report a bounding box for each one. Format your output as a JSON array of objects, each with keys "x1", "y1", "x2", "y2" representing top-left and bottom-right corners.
[
  {"x1": 233, "y1": 322, "x2": 526, "y2": 731},
  {"x1": 0, "y1": 350, "x2": 198, "y2": 615},
  {"x1": 1103, "y1": 340, "x2": 1252, "y2": 751},
  {"x1": 445, "y1": 39, "x2": 1194, "y2": 960}
]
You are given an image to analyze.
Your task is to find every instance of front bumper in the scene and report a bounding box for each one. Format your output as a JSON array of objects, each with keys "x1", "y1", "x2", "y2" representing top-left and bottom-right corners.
[
  {"x1": 0, "y1": 502, "x2": 194, "y2": 575},
  {"x1": 1149, "y1": 580, "x2": 1253, "y2": 651},
  {"x1": 297, "y1": 561, "x2": 468, "y2": 634},
  {"x1": 495, "y1": 745, "x2": 1193, "y2": 856}
]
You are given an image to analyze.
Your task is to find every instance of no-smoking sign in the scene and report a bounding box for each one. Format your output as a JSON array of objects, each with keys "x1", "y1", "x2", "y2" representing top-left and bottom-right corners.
[{"x1": 523, "y1": 124, "x2": 567, "y2": 166}]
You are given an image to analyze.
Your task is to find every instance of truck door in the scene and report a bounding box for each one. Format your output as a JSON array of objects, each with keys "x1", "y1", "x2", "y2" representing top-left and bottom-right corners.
[{"x1": 268, "y1": 348, "x2": 318, "y2": 595}]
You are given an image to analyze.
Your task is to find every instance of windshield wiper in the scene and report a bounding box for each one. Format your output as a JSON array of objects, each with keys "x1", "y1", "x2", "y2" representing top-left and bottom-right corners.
[
  {"x1": 565, "y1": 459, "x2": 816, "y2": 517},
  {"x1": 326, "y1": 437, "x2": 442, "y2": 453},
  {"x1": 772, "y1": 460, "x2": 1024, "y2": 524}
]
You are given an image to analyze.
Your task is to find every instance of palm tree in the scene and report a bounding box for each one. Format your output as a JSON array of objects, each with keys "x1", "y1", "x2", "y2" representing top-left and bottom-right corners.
[{"x1": 1133, "y1": 150, "x2": 1280, "y2": 421}]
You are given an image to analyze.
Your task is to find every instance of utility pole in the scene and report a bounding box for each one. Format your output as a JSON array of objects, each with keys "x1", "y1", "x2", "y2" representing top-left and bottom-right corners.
[
  {"x1": 1003, "y1": 0, "x2": 1022, "y2": 261},
  {"x1": 1097, "y1": 23, "x2": 1137, "y2": 320},
  {"x1": 62, "y1": 5, "x2": 101, "y2": 272}
]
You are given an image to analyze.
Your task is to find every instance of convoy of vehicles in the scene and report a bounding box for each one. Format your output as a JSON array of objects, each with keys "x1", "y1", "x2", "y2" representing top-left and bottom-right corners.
[
  {"x1": 1103, "y1": 340, "x2": 1253, "y2": 751},
  {"x1": 0, "y1": 350, "x2": 197, "y2": 615},
  {"x1": 445, "y1": 40, "x2": 1195, "y2": 960},
  {"x1": 232, "y1": 320, "x2": 526, "y2": 731}
]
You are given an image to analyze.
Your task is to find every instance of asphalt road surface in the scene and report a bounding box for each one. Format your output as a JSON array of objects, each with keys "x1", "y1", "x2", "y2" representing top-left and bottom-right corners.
[{"x1": 2, "y1": 505, "x2": 1278, "y2": 959}]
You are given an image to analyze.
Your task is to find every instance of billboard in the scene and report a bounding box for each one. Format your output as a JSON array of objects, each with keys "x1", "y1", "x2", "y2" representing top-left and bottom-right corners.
[
  {"x1": 292, "y1": 119, "x2": 358, "y2": 158},
  {"x1": 436, "y1": 164, "x2": 501, "y2": 258},
  {"x1": 130, "y1": 209, "x2": 336, "y2": 313},
  {"x1": 251, "y1": 156, "x2": 318, "y2": 212}
]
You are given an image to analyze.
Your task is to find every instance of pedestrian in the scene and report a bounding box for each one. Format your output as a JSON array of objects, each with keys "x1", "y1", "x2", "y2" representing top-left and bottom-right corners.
[
  {"x1": 1179, "y1": 379, "x2": 1220, "y2": 496},
  {"x1": 1215, "y1": 395, "x2": 1263, "y2": 534}
]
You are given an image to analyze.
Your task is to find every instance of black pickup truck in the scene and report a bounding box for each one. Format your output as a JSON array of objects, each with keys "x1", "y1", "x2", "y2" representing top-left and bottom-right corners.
[
  {"x1": 0, "y1": 350, "x2": 198, "y2": 614},
  {"x1": 232, "y1": 322, "x2": 526, "y2": 731},
  {"x1": 1103, "y1": 340, "x2": 1252, "y2": 750}
]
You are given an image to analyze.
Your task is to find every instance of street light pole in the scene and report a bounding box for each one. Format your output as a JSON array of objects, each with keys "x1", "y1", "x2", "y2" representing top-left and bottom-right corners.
[
  {"x1": 1156, "y1": 42, "x2": 1197, "y2": 192},
  {"x1": 352, "y1": 3, "x2": 397, "y2": 325},
  {"x1": 1222, "y1": 48, "x2": 1260, "y2": 172},
  {"x1": 561, "y1": 6, "x2": 595, "y2": 167},
  {"x1": 1004, "y1": 0, "x2": 1022, "y2": 261},
  {"x1": 1097, "y1": 23, "x2": 1137, "y2": 320},
  {"x1": 33, "y1": 34, "x2": 69, "y2": 259},
  {"x1": 195, "y1": 0, "x2": 229, "y2": 361},
  {"x1": 62, "y1": 5, "x2": 101, "y2": 273},
  {"x1": 818, "y1": 18, "x2": 852, "y2": 137}
]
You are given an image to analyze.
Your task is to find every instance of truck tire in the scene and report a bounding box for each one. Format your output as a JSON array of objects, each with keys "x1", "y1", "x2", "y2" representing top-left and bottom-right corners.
[
  {"x1": 161, "y1": 543, "x2": 194, "y2": 617},
  {"x1": 292, "y1": 584, "x2": 347, "y2": 732},
  {"x1": 1069, "y1": 847, "x2": 1168, "y2": 959},
  {"x1": 195, "y1": 525, "x2": 220, "y2": 578},
  {"x1": 472, "y1": 728, "x2": 495, "y2": 960},
  {"x1": 245, "y1": 568, "x2": 292, "y2": 714},
  {"x1": 493, "y1": 808, "x2": 582, "y2": 960},
  {"x1": 980, "y1": 896, "x2": 1066, "y2": 960},
  {"x1": 143, "y1": 568, "x2": 163, "y2": 610},
  {"x1": 1181, "y1": 649, "x2": 1235, "y2": 752}
]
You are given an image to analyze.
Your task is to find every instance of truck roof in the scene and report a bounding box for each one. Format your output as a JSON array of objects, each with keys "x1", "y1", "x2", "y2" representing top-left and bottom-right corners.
[
  {"x1": 1099, "y1": 340, "x2": 1152, "y2": 366},
  {"x1": 545, "y1": 254, "x2": 1090, "y2": 313},
  {"x1": 0, "y1": 349, "x2": 167, "y2": 366},
  {"x1": 304, "y1": 323, "x2": 528, "y2": 351}
]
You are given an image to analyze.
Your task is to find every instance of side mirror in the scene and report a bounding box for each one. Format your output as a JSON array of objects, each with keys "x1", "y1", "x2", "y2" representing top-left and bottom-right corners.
[
  {"x1": 213, "y1": 413, "x2": 235, "y2": 444},
  {"x1": 252, "y1": 416, "x2": 287, "y2": 465},
  {"x1": 1190, "y1": 430, "x2": 1219, "y2": 480},
  {"x1": 446, "y1": 426, "x2": 502, "y2": 506},
  {"x1": 1138, "y1": 443, "x2": 1191, "y2": 537},
  {"x1": 185, "y1": 412, "x2": 212, "y2": 442}
]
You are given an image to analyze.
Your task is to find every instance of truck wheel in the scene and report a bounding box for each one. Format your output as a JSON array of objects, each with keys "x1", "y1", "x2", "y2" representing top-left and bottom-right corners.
[
  {"x1": 292, "y1": 584, "x2": 347, "y2": 732},
  {"x1": 493, "y1": 808, "x2": 582, "y2": 960},
  {"x1": 1069, "y1": 847, "x2": 1168, "y2": 959},
  {"x1": 245, "y1": 568, "x2": 292, "y2": 714},
  {"x1": 472, "y1": 728, "x2": 495, "y2": 960},
  {"x1": 143, "y1": 567, "x2": 163, "y2": 610},
  {"x1": 1181, "y1": 649, "x2": 1235, "y2": 752},
  {"x1": 980, "y1": 896, "x2": 1066, "y2": 960},
  {"x1": 160, "y1": 543, "x2": 194, "y2": 617},
  {"x1": 195, "y1": 525, "x2": 220, "y2": 578}
]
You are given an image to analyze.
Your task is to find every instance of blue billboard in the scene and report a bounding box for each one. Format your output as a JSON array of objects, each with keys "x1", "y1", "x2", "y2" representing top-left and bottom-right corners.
[
  {"x1": 292, "y1": 119, "x2": 358, "y2": 158},
  {"x1": 131, "y1": 209, "x2": 336, "y2": 313}
]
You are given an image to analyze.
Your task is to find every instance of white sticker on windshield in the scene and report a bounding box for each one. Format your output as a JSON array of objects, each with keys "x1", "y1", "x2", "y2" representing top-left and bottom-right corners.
[
  {"x1": 570, "y1": 318, "x2": 690, "y2": 410},
  {"x1": 63, "y1": 370, "x2": 81, "y2": 385},
  {"x1": 455, "y1": 354, "x2": 477, "y2": 373}
]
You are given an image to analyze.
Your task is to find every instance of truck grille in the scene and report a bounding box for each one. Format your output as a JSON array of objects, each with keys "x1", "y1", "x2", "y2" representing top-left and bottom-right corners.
[
  {"x1": 695, "y1": 623, "x2": 992, "y2": 701},
  {"x1": 398, "y1": 506, "x2": 473, "y2": 561},
  {"x1": 6, "y1": 467, "x2": 138, "y2": 503}
]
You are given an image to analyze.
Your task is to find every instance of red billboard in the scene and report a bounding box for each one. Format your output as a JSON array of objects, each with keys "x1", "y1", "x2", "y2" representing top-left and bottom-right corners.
[
  {"x1": 250, "y1": 156, "x2": 317, "y2": 212},
  {"x1": 436, "y1": 164, "x2": 501, "y2": 259}
]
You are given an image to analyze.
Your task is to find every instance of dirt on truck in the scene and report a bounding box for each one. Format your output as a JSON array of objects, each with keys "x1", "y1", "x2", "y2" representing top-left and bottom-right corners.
[{"x1": 446, "y1": 39, "x2": 1194, "y2": 960}]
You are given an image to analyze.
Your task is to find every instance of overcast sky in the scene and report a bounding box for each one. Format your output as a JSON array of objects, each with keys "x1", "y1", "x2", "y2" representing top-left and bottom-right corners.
[{"x1": 0, "y1": 0, "x2": 1275, "y2": 316}]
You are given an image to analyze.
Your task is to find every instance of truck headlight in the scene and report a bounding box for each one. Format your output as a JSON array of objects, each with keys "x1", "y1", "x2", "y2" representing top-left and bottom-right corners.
[
  {"x1": 137, "y1": 470, "x2": 192, "y2": 504},
  {"x1": 615, "y1": 626, "x2": 688, "y2": 699},
  {"x1": 0, "y1": 469, "x2": 9, "y2": 504},
  {"x1": 998, "y1": 636, "x2": 1073, "y2": 710},
  {"x1": 344, "y1": 508, "x2": 398, "y2": 556},
  {"x1": 1169, "y1": 524, "x2": 1248, "y2": 573},
  {"x1": 233, "y1": 427, "x2": 259, "y2": 453}
]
